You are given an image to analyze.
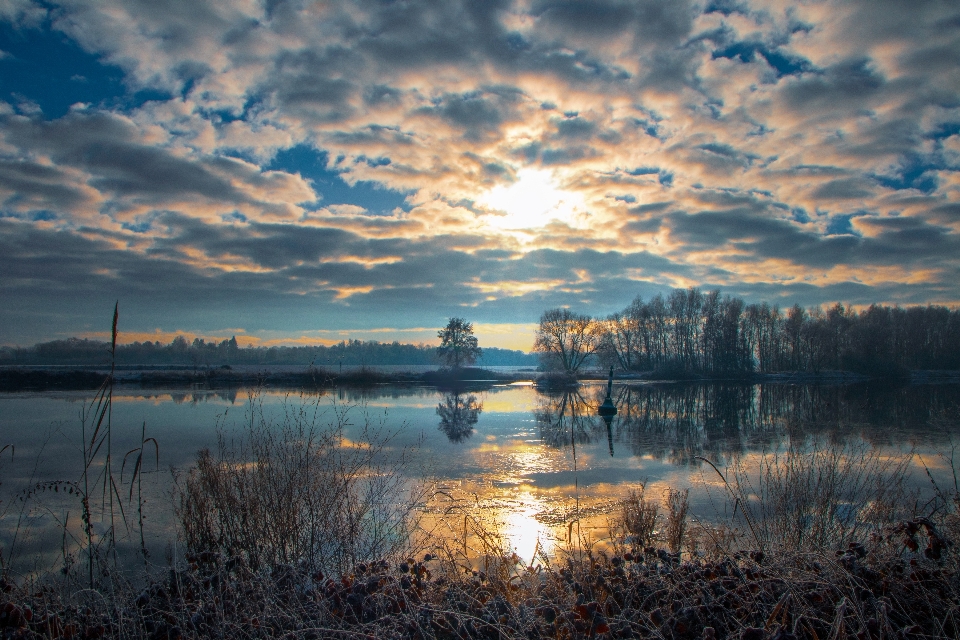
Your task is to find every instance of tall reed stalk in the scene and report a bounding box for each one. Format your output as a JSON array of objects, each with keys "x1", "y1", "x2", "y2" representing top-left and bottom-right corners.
[{"x1": 75, "y1": 302, "x2": 137, "y2": 587}]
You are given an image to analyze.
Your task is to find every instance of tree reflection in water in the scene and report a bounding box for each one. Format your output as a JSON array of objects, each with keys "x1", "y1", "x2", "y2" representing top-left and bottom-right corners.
[
  {"x1": 437, "y1": 391, "x2": 483, "y2": 442},
  {"x1": 535, "y1": 389, "x2": 605, "y2": 449},
  {"x1": 533, "y1": 382, "x2": 960, "y2": 467}
]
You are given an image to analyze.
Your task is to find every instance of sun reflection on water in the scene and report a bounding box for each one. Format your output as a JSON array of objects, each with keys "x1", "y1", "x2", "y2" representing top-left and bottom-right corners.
[{"x1": 500, "y1": 488, "x2": 553, "y2": 563}]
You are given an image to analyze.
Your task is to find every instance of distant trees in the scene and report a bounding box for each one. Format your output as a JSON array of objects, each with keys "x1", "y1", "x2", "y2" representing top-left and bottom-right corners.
[
  {"x1": 7, "y1": 292, "x2": 960, "y2": 377},
  {"x1": 535, "y1": 308, "x2": 603, "y2": 372},
  {"x1": 1, "y1": 335, "x2": 536, "y2": 367},
  {"x1": 564, "y1": 287, "x2": 960, "y2": 377},
  {"x1": 436, "y1": 318, "x2": 482, "y2": 369}
]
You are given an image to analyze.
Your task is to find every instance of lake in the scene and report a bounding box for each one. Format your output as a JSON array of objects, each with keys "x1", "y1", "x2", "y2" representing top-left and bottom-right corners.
[{"x1": 1, "y1": 379, "x2": 958, "y2": 576}]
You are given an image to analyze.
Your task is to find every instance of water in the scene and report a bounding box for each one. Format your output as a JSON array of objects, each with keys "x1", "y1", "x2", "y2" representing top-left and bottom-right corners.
[{"x1": 0, "y1": 380, "x2": 958, "y2": 574}]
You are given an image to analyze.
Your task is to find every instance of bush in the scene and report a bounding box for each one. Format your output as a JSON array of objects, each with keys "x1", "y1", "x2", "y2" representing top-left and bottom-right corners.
[
  {"x1": 534, "y1": 371, "x2": 579, "y2": 389},
  {"x1": 177, "y1": 389, "x2": 424, "y2": 576},
  {"x1": 715, "y1": 442, "x2": 914, "y2": 552}
]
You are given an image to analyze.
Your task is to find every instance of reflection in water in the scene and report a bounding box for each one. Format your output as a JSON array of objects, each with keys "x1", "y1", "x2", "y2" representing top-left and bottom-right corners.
[
  {"x1": 501, "y1": 488, "x2": 553, "y2": 562},
  {"x1": 437, "y1": 392, "x2": 483, "y2": 442},
  {"x1": 167, "y1": 388, "x2": 241, "y2": 405},
  {"x1": 2, "y1": 381, "x2": 959, "y2": 573},
  {"x1": 600, "y1": 413, "x2": 615, "y2": 457},
  {"x1": 535, "y1": 390, "x2": 599, "y2": 449},
  {"x1": 533, "y1": 382, "x2": 960, "y2": 468},
  {"x1": 612, "y1": 384, "x2": 758, "y2": 467}
]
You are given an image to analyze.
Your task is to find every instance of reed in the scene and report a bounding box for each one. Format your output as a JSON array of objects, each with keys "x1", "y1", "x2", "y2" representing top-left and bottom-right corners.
[
  {"x1": 176, "y1": 387, "x2": 426, "y2": 577},
  {"x1": 0, "y1": 304, "x2": 159, "y2": 592},
  {"x1": 704, "y1": 441, "x2": 915, "y2": 553},
  {"x1": 616, "y1": 484, "x2": 658, "y2": 549}
]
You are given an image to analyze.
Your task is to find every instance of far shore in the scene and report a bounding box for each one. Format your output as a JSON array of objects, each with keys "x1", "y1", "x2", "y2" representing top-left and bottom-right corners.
[{"x1": 1, "y1": 363, "x2": 958, "y2": 391}]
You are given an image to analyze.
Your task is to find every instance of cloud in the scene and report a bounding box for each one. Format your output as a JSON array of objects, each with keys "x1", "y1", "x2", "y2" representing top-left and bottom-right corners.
[
  {"x1": 810, "y1": 178, "x2": 876, "y2": 200},
  {"x1": 1, "y1": 0, "x2": 960, "y2": 346}
]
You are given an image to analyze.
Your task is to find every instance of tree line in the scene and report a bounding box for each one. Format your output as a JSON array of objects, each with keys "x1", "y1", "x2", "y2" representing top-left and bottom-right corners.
[
  {"x1": 0, "y1": 336, "x2": 537, "y2": 368},
  {"x1": 535, "y1": 288, "x2": 960, "y2": 376}
]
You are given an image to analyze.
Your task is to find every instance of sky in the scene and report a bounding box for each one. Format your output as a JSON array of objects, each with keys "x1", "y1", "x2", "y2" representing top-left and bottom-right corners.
[{"x1": 1, "y1": 0, "x2": 958, "y2": 351}]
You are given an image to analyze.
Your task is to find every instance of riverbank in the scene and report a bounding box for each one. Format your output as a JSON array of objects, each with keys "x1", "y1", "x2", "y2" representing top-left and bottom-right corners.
[
  {"x1": 2, "y1": 364, "x2": 959, "y2": 391},
  {"x1": 0, "y1": 365, "x2": 534, "y2": 391},
  {"x1": 2, "y1": 514, "x2": 957, "y2": 639}
]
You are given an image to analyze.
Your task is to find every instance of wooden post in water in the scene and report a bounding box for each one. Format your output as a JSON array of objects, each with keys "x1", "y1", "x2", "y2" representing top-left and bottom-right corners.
[{"x1": 598, "y1": 365, "x2": 617, "y2": 455}]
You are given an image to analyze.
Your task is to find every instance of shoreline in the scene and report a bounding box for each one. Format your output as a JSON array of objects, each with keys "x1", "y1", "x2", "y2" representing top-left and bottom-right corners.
[{"x1": 1, "y1": 364, "x2": 958, "y2": 391}]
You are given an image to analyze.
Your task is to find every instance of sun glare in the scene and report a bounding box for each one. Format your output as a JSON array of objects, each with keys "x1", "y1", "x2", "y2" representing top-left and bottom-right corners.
[
  {"x1": 479, "y1": 168, "x2": 586, "y2": 230},
  {"x1": 501, "y1": 488, "x2": 553, "y2": 562}
]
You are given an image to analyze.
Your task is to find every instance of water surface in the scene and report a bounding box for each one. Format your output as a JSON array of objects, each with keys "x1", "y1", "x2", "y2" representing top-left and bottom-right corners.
[{"x1": 1, "y1": 380, "x2": 958, "y2": 573}]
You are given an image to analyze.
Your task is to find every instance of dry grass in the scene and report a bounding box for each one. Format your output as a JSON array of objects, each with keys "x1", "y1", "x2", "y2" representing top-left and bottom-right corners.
[
  {"x1": 665, "y1": 488, "x2": 690, "y2": 555},
  {"x1": 705, "y1": 442, "x2": 916, "y2": 554},
  {"x1": 177, "y1": 388, "x2": 426, "y2": 578},
  {"x1": 617, "y1": 485, "x2": 658, "y2": 549},
  {"x1": 3, "y1": 508, "x2": 959, "y2": 638}
]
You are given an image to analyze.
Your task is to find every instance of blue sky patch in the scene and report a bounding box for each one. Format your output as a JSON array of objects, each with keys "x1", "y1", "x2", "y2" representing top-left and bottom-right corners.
[
  {"x1": 268, "y1": 145, "x2": 410, "y2": 214},
  {"x1": 0, "y1": 22, "x2": 173, "y2": 119},
  {"x1": 712, "y1": 42, "x2": 813, "y2": 78},
  {"x1": 873, "y1": 155, "x2": 939, "y2": 194},
  {"x1": 826, "y1": 214, "x2": 856, "y2": 235}
]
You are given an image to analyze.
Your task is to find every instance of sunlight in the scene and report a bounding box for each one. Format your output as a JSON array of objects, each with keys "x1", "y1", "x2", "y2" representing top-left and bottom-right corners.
[
  {"x1": 478, "y1": 168, "x2": 586, "y2": 230},
  {"x1": 501, "y1": 488, "x2": 553, "y2": 563}
]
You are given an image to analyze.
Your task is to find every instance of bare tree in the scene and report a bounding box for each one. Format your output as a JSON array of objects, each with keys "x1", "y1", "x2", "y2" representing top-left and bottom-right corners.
[
  {"x1": 601, "y1": 296, "x2": 646, "y2": 371},
  {"x1": 534, "y1": 308, "x2": 601, "y2": 373}
]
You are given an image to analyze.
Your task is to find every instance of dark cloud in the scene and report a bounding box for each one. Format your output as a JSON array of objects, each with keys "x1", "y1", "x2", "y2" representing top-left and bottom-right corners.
[
  {"x1": 841, "y1": 117, "x2": 923, "y2": 158},
  {"x1": 533, "y1": 0, "x2": 696, "y2": 45},
  {"x1": 147, "y1": 215, "x2": 349, "y2": 269},
  {"x1": 362, "y1": 84, "x2": 403, "y2": 106},
  {"x1": 417, "y1": 87, "x2": 524, "y2": 140},
  {"x1": 628, "y1": 201, "x2": 672, "y2": 214},
  {"x1": 2, "y1": 111, "x2": 247, "y2": 202},
  {"x1": 666, "y1": 208, "x2": 960, "y2": 271},
  {"x1": 775, "y1": 165, "x2": 850, "y2": 178},
  {"x1": 329, "y1": 125, "x2": 413, "y2": 147},
  {"x1": 0, "y1": 110, "x2": 318, "y2": 217},
  {"x1": 356, "y1": 0, "x2": 484, "y2": 68},
  {"x1": 841, "y1": 0, "x2": 960, "y2": 44},
  {"x1": 540, "y1": 145, "x2": 599, "y2": 165},
  {"x1": 0, "y1": 158, "x2": 92, "y2": 210},
  {"x1": 637, "y1": 47, "x2": 702, "y2": 91},
  {"x1": 901, "y1": 43, "x2": 960, "y2": 74},
  {"x1": 533, "y1": 0, "x2": 636, "y2": 36},
  {"x1": 811, "y1": 178, "x2": 875, "y2": 200},
  {"x1": 259, "y1": 46, "x2": 362, "y2": 122},
  {"x1": 0, "y1": 215, "x2": 700, "y2": 343},
  {"x1": 711, "y1": 41, "x2": 814, "y2": 78},
  {"x1": 780, "y1": 58, "x2": 885, "y2": 113},
  {"x1": 682, "y1": 142, "x2": 760, "y2": 175},
  {"x1": 553, "y1": 116, "x2": 597, "y2": 140},
  {"x1": 854, "y1": 216, "x2": 958, "y2": 261}
]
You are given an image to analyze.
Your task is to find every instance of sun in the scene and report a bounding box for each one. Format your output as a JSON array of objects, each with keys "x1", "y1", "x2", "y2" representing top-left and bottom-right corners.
[{"x1": 478, "y1": 168, "x2": 586, "y2": 230}]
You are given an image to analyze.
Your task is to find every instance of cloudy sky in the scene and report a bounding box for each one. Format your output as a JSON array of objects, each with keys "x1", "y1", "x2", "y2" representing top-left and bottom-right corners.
[{"x1": 1, "y1": 0, "x2": 958, "y2": 350}]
